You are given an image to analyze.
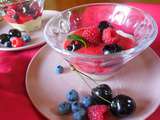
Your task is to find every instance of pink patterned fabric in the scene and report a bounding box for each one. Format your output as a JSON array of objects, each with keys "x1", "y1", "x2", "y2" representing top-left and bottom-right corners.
[{"x1": 0, "y1": 2, "x2": 160, "y2": 120}]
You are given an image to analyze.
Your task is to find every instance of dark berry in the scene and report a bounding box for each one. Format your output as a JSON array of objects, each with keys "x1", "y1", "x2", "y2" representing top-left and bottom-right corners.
[
  {"x1": 67, "y1": 45, "x2": 73, "y2": 51},
  {"x1": 55, "y1": 65, "x2": 64, "y2": 74},
  {"x1": 91, "y1": 84, "x2": 112, "y2": 105},
  {"x1": 71, "y1": 101, "x2": 82, "y2": 112},
  {"x1": 103, "y1": 44, "x2": 123, "y2": 54},
  {"x1": 12, "y1": 14, "x2": 19, "y2": 20},
  {"x1": 0, "y1": 33, "x2": 10, "y2": 44},
  {"x1": 66, "y1": 89, "x2": 79, "y2": 102},
  {"x1": 22, "y1": 4, "x2": 30, "y2": 14},
  {"x1": 66, "y1": 41, "x2": 82, "y2": 51},
  {"x1": 81, "y1": 96, "x2": 92, "y2": 108},
  {"x1": 4, "y1": 41, "x2": 12, "y2": 48},
  {"x1": 98, "y1": 21, "x2": 112, "y2": 33},
  {"x1": 9, "y1": 29, "x2": 21, "y2": 37},
  {"x1": 58, "y1": 102, "x2": 71, "y2": 114},
  {"x1": 73, "y1": 108, "x2": 86, "y2": 120},
  {"x1": 22, "y1": 33, "x2": 31, "y2": 42},
  {"x1": 110, "y1": 94, "x2": 136, "y2": 118}
]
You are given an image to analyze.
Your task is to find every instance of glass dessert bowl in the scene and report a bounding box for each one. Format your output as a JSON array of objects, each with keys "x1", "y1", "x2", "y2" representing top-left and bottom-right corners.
[
  {"x1": 44, "y1": 3, "x2": 158, "y2": 80},
  {"x1": 0, "y1": 0, "x2": 44, "y2": 32}
]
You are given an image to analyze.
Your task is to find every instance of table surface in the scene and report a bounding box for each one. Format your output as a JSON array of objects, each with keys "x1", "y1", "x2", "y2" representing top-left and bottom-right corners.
[{"x1": 0, "y1": 2, "x2": 160, "y2": 120}]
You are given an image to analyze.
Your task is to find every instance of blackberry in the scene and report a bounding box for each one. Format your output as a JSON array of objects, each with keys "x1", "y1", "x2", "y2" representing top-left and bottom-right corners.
[
  {"x1": 98, "y1": 21, "x2": 112, "y2": 33},
  {"x1": 103, "y1": 44, "x2": 123, "y2": 54}
]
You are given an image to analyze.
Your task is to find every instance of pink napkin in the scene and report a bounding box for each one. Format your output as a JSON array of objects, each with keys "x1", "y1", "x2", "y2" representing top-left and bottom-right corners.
[{"x1": 0, "y1": 2, "x2": 160, "y2": 120}]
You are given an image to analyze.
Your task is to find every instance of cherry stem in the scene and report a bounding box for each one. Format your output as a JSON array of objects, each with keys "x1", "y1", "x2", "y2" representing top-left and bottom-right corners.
[{"x1": 65, "y1": 60, "x2": 112, "y2": 104}]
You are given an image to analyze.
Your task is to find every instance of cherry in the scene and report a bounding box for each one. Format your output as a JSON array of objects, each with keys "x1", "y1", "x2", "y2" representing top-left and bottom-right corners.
[
  {"x1": 110, "y1": 94, "x2": 136, "y2": 118},
  {"x1": 91, "y1": 84, "x2": 112, "y2": 105}
]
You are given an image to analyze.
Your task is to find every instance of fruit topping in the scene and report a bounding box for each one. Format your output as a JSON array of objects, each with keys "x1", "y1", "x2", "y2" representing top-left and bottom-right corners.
[
  {"x1": 102, "y1": 27, "x2": 119, "y2": 44},
  {"x1": 71, "y1": 101, "x2": 82, "y2": 112},
  {"x1": 66, "y1": 89, "x2": 79, "y2": 102},
  {"x1": 55, "y1": 65, "x2": 64, "y2": 74},
  {"x1": 91, "y1": 84, "x2": 112, "y2": 105},
  {"x1": 9, "y1": 29, "x2": 21, "y2": 37},
  {"x1": 22, "y1": 3, "x2": 31, "y2": 14},
  {"x1": 10, "y1": 37, "x2": 24, "y2": 47},
  {"x1": 103, "y1": 44, "x2": 123, "y2": 54},
  {"x1": 22, "y1": 32, "x2": 31, "y2": 42},
  {"x1": 58, "y1": 102, "x2": 71, "y2": 114},
  {"x1": 110, "y1": 94, "x2": 136, "y2": 118},
  {"x1": 0, "y1": 29, "x2": 31, "y2": 48},
  {"x1": 2, "y1": 0, "x2": 42, "y2": 24},
  {"x1": 4, "y1": 41, "x2": 12, "y2": 48},
  {"x1": 64, "y1": 21, "x2": 136, "y2": 56},
  {"x1": 81, "y1": 96, "x2": 92, "y2": 108},
  {"x1": 81, "y1": 26, "x2": 101, "y2": 44},
  {"x1": 88, "y1": 105, "x2": 108, "y2": 120},
  {"x1": 73, "y1": 108, "x2": 86, "y2": 120},
  {"x1": 0, "y1": 33, "x2": 10, "y2": 44},
  {"x1": 12, "y1": 14, "x2": 19, "y2": 20},
  {"x1": 98, "y1": 21, "x2": 112, "y2": 33}
]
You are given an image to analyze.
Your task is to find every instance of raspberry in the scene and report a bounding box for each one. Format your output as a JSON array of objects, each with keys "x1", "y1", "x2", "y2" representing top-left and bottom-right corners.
[
  {"x1": 102, "y1": 27, "x2": 120, "y2": 44},
  {"x1": 10, "y1": 37, "x2": 25, "y2": 47},
  {"x1": 88, "y1": 105, "x2": 108, "y2": 120},
  {"x1": 82, "y1": 26, "x2": 101, "y2": 44}
]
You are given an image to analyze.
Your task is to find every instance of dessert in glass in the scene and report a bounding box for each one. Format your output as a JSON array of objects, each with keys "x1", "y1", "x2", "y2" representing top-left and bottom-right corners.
[
  {"x1": 44, "y1": 3, "x2": 158, "y2": 80},
  {"x1": 0, "y1": 0, "x2": 44, "y2": 32}
]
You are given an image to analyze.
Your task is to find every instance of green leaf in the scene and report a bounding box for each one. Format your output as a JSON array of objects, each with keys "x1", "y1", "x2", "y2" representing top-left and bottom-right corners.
[{"x1": 67, "y1": 34, "x2": 87, "y2": 47}]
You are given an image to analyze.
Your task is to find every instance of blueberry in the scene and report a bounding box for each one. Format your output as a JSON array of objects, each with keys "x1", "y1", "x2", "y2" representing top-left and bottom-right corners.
[
  {"x1": 66, "y1": 89, "x2": 79, "y2": 102},
  {"x1": 98, "y1": 21, "x2": 112, "y2": 33},
  {"x1": 0, "y1": 33, "x2": 10, "y2": 44},
  {"x1": 22, "y1": 33, "x2": 31, "y2": 42},
  {"x1": 91, "y1": 84, "x2": 112, "y2": 105},
  {"x1": 66, "y1": 41, "x2": 82, "y2": 51},
  {"x1": 55, "y1": 65, "x2": 64, "y2": 74},
  {"x1": 73, "y1": 108, "x2": 86, "y2": 120},
  {"x1": 58, "y1": 102, "x2": 71, "y2": 114},
  {"x1": 71, "y1": 101, "x2": 82, "y2": 112},
  {"x1": 110, "y1": 94, "x2": 136, "y2": 118},
  {"x1": 103, "y1": 44, "x2": 123, "y2": 54},
  {"x1": 4, "y1": 41, "x2": 12, "y2": 48},
  {"x1": 9, "y1": 29, "x2": 21, "y2": 37},
  {"x1": 81, "y1": 96, "x2": 92, "y2": 108}
]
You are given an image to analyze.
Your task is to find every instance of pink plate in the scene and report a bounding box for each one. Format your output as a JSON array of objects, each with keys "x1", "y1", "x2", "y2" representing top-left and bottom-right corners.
[{"x1": 26, "y1": 45, "x2": 160, "y2": 120}]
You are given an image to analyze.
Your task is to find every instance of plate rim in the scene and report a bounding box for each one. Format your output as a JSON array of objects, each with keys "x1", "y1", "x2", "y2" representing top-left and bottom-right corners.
[
  {"x1": 0, "y1": 10, "x2": 59, "y2": 51},
  {"x1": 25, "y1": 44, "x2": 160, "y2": 120}
]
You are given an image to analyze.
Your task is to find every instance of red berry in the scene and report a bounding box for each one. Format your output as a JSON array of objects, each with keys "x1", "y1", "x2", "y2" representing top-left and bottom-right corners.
[
  {"x1": 82, "y1": 26, "x2": 101, "y2": 44},
  {"x1": 88, "y1": 105, "x2": 109, "y2": 120},
  {"x1": 102, "y1": 27, "x2": 120, "y2": 44},
  {"x1": 10, "y1": 37, "x2": 25, "y2": 47}
]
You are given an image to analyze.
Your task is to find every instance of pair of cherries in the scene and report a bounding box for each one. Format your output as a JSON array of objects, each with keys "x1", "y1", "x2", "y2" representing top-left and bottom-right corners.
[{"x1": 91, "y1": 84, "x2": 136, "y2": 118}]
